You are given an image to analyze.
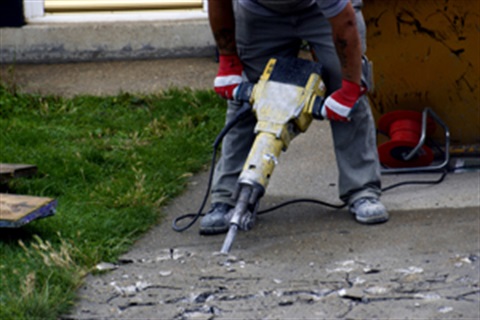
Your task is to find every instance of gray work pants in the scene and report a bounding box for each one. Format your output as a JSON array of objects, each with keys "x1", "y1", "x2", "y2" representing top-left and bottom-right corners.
[{"x1": 211, "y1": 2, "x2": 381, "y2": 206}]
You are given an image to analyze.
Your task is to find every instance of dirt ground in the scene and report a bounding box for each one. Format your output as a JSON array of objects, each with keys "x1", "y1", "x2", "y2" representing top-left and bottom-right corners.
[{"x1": 3, "y1": 58, "x2": 479, "y2": 319}]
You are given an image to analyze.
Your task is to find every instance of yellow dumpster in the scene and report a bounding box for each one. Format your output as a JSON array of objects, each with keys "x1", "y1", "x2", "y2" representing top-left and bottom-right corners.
[{"x1": 364, "y1": 0, "x2": 479, "y2": 147}]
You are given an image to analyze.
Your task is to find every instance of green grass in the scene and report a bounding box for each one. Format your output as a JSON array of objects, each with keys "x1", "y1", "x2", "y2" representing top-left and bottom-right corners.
[{"x1": 0, "y1": 85, "x2": 226, "y2": 319}]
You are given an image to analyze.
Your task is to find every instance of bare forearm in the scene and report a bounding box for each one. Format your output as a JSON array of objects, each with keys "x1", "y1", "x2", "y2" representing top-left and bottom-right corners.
[
  {"x1": 208, "y1": 0, "x2": 237, "y2": 55},
  {"x1": 329, "y1": 2, "x2": 362, "y2": 84}
]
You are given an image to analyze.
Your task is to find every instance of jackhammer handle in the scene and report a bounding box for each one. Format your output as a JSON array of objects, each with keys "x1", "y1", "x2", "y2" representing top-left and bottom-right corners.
[
  {"x1": 310, "y1": 95, "x2": 325, "y2": 120},
  {"x1": 234, "y1": 82, "x2": 255, "y2": 102}
]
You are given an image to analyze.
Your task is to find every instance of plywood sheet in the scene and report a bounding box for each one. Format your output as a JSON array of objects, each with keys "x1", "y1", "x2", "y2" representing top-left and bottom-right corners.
[
  {"x1": 0, "y1": 193, "x2": 57, "y2": 228},
  {"x1": 0, "y1": 163, "x2": 38, "y2": 184}
]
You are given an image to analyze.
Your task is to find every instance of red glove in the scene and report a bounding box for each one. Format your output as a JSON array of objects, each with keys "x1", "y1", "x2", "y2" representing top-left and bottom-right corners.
[
  {"x1": 322, "y1": 79, "x2": 366, "y2": 122},
  {"x1": 214, "y1": 54, "x2": 243, "y2": 100}
]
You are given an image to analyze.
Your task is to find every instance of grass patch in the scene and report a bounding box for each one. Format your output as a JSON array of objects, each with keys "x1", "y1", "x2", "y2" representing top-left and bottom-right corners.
[{"x1": 0, "y1": 85, "x2": 226, "y2": 319}]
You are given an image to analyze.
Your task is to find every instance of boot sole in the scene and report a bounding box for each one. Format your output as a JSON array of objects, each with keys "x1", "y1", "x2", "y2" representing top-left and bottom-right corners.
[{"x1": 355, "y1": 213, "x2": 389, "y2": 224}]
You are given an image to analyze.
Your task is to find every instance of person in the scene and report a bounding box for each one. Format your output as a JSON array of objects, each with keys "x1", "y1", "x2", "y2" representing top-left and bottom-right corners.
[{"x1": 200, "y1": 0, "x2": 388, "y2": 235}]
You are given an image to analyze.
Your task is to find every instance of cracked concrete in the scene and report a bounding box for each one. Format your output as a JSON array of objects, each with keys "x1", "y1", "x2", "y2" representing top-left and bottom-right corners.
[
  {"x1": 66, "y1": 188, "x2": 479, "y2": 319},
  {"x1": 2, "y1": 58, "x2": 478, "y2": 319}
]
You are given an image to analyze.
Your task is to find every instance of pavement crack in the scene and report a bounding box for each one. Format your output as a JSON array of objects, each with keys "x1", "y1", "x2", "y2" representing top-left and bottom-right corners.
[
  {"x1": 194, "y1": 287, "x2": 227, "y2": 303},
  {"x1": 337, "y1": 301, "x2": 355, "y2": 319},
  {"x1": 174, "y1": 305, "x2": 219, "y2": 320},
  {"x1": 105, "y1": 293, "x2": 121, "y2": 304},
  {"x1": 199, "y1": 276, "x2": 226, "y2": 281},
  {"x1": 345, "y1": 273, "x2": 354, "y2": 287},
  {"x1": 217, "y1": 293, "x2": 258, "y2": 301},
  {"x1": 424, "y1": 273, "x2": 448, "y2": 283},
  {"x1": 164, "y1": 296, "x2": 189, "y2": 304},
  {"x1": 118, "y1": 301, "x2": 157, "y2": 311},
  {"x1": 361, "y1": 296, "x2": 418, "y2": 303},
  {"x1": 144, "y1": 284, "x2": 184, "y2": 291},
  {"x1": 281, "y1": 289, "x2": 334, "y2": 298},
  {"x1": 278, "y1": 300, "x2": 294, "y2": 306},
  {"x1": 447, "y1": 289, "x2": 480, "y2": 302},
  {"x1": 225, "y1": 276, "x2": 263, "y2": 282}
]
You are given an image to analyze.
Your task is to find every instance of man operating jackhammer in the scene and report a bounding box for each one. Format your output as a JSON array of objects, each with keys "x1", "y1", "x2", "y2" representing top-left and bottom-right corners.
[{"x1": 200, "y1": 0, "x2": 389, "y2": 235}]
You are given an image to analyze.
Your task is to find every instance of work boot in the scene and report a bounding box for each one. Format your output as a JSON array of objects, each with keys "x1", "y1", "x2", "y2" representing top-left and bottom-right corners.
[
  {"x1": 349, "y1": 197, "x2": 389, "y2": 224},
  {"x1": 199, "y1": 203, "x2": 233, "y2": 235}
]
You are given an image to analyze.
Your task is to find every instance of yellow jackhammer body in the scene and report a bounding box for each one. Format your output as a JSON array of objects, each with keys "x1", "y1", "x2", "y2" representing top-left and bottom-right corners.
[{"x1": 220, "y1": 57, "x2": 326, "y2": 253}]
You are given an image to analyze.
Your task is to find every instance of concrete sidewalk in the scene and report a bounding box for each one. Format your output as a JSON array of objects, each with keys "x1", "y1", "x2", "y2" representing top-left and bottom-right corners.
[{"x1": 1, "y1": 14, "x2": 215, "y2": 63}]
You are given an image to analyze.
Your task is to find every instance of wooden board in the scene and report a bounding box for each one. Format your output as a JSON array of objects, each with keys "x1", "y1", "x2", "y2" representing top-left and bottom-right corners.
[
  {"x1": 0, "y1": 193, "x2": 57, "y2": 228},
  {"x1": 0, "y1": 163, "x2": 38, "y2": 184}
]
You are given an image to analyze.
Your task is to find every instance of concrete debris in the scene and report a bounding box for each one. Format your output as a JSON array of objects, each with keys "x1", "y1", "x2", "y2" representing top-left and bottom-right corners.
[
  {"x1": 110, "y1": 282, "x2": 137, "y2": 297},
  {"x1": 159, "y1": 270, "x2": 173, "y2": 277},
  {"x1": 438, "y1": 306, "x2": 454, "y2": 314},
  {"x1": 338, "y1": 287, "x2": 365, "y2": 300},
  {"x1": 110, "y1": 280, "x2": 151, "y2": 297},
  {"x1": 66, "y1": 208, "x2": 479, "y2": 319},
  {"x1": 414, "y1": 292, "x2": 442, "y2": 301},
  {"x1": 154, "y1": 248, "x2": 193, "y2": 262},
  {"x1": 182, "y1": 311, "x2": 214, "y2": 320},
  {"x1": 95, "y1": 262, "x2": 118, "y2": 272},
  {"x1": 364, "y1": 285, "x2": 389, "y2": 295},
  {"x1": 396, "y1": 266, "x2": 424, "y2": 274}
]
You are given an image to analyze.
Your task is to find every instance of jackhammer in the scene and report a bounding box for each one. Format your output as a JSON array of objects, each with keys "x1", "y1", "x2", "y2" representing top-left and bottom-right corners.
[{"x1": 220, "y1": 57, "x2": 326, "y2": 254}]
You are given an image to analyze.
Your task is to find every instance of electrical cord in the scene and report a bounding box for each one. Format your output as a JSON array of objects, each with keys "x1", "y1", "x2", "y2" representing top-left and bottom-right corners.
[
  {"x1": 381, "y1": 169, "x2": 447, "y2": 192},
  {"x1": 172, "y1": 109, "x2": 450, "y2": 232},
  {"x1": 172, "y1": 104, "x2": 252, "y2": 232}
]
